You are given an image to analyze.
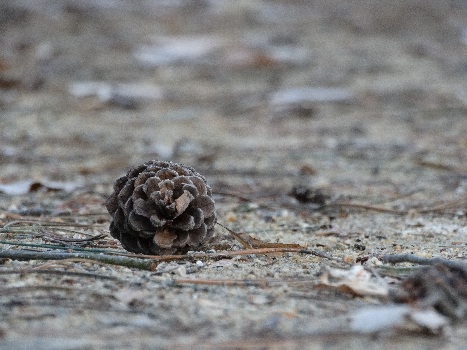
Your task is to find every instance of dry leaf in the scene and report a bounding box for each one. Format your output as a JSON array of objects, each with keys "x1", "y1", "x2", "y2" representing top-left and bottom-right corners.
[
  {"x1": 317, "y1": 265, "x2": 388, "y2": 298},
  {"x1": 350, "y1": 305, "x2": 449, "y2": 334}
]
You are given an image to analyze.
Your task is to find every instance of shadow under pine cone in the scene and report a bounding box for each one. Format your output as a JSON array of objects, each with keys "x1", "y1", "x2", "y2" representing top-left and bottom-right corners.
[{"x1": 105, "y1": 160, "x2": 217, "y2": 255}]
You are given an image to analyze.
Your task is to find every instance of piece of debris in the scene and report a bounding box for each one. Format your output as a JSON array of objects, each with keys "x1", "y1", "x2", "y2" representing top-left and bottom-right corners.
[
  {"x1": 289, "y1": 186, "x2": 328, "y2": 206},
  {"x1": 0, "y1": 180, "x2": 82, "y2": 196},
  {"x1": 350, "y1": 305, "x2": 449, "y2": 334},
  {"x1": 133, "y1": 36, "x2": 223, "y2": 66},
  {"x1": 317, "y1": 265, "x2": 389, "y2": 298},
  {"x1": 69, "y1": 81, "x2": 163, "y2": 108}
]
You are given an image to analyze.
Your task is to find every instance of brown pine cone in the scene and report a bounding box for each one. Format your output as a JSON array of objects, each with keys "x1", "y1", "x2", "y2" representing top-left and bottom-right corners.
[
  {"x1": 391, "y1": 262, "x2": 467, "y2": 320},
  {"x1": 105, "y1": 160, "x2": 216, "y2": 255}
]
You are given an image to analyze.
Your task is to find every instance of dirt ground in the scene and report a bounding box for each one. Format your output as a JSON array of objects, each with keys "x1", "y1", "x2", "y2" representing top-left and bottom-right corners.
[{"x1": 1, "y1": 1, "x2": 467, "y2": 349}]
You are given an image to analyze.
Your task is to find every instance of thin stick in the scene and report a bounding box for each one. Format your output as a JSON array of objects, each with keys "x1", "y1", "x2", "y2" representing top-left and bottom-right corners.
[
  {"x1": 173, "y1": 332, "x2": 357, "y2": 350},
  {"x1": 174, "y1": 278, "x2": 276, "y2": 287},
  {"x1": 416, "y1": 198, "x2": 467, "y2": 213},
  {"x1": 0, "y1": 240, "x2": 121, "y2": 253},
  {"x1": 133, "y1": 247, "x2": 339, "y2": 262},
  {"x1": 0, "y1": 249, "x2": 158, "y2": 270},
  {"x1": 0, "y1": 245, "x2": 338, "y2": 270},
  {"x1": 40, "y1": 227, "x2": 104, "y2": 237},
  {"x1": 41, "y1": 233, "x2": 108, "y2": 243},
  {"x1": 328, "y1": 202, "x2": 407, "y2": 215},
  {"x1": 0, "y1": 285, "x2": 114, "y2": 298},
  {"x1": 0, "y1": 268, "x2": 120, "y2": 280},
  {"x1": 216, "y1": 222, "x2": 252, "y2": 248},
  {"x1": 367, "y1": 189, "x2": 423, "y2": 206},
  {"x1": 1, "y1": 220, "x2": 104, "y2": 229},
  {"x1": 173, "y1": 276, "x2": 320, "y2": 288},
  {"x1": 299, "y1": 249, "x2": 341, "y2": 261},
  {"x1": 380, "y1": 254, "x2": 467, "y2": 270},
  {"x1": 212, "y1": 191, "x2": 252, "y2": 202},
  {"x1": 328, "y1": 197, "x2": 467, "y2": 215}
]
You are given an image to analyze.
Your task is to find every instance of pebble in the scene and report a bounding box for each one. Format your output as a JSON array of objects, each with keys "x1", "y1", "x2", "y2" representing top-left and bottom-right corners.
[{"x1": 173, "y1": 265, "x2": 187, "y2": 277}]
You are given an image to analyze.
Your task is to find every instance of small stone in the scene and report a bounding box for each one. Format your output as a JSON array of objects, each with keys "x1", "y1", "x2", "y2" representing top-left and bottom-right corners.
[
  {"x1": 226, "y1": 212, "x2": 238, "y2": 222},
  {"x1": 365, "y1": 257, "x2": 383, "y2": 266},
  {"x1": 173, "y1": 265, "x2": 187, "y2": 277}
]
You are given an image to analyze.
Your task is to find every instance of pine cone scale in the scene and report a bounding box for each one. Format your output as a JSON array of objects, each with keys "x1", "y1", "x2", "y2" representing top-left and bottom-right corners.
[
  {"x1": 187, "y1": 224, "x2": 207, "y2": 246},
  {"x1": 171, "y1": 212, "x2": 196, "y2": 230},
  {"x1": 194, "y1": 195, "x2": 216, "y2": 218},
  {"x1": 149, "y1": 214, "x2": 166, "y2": 227},
  {"x1": 117, "y1": 183, "x2": 133, "y2": 208},
  {"x1": 128, "y1": 211, "x2": 153, "y2": 232},
  {"x1": 174, "y1": 190, "x2": 195, "y2": 217},
  {"x1": 153, "y1": 229, "x2": 178, "y2": 248}
]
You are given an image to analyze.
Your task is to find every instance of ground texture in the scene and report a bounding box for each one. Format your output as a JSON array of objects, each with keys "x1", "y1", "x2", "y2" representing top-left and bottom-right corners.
[{"x1": 1, "y1": 1, "x2": 467, "y2": 349}]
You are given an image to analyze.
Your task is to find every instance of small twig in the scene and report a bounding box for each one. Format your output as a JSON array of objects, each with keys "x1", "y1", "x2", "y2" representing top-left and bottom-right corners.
[
  {"x1": 374, "y1": 265, "x2": 421, "y2": 279},
  {"x1": 213, "y1": 191, "x2": 252, "y2": 202},
  {"x1": 1, "y1": 220, "x2": 103, "y2": 229},
  {"x1": 217, "y1": 222, "x2": 252, "y2": 248},
  {"x1": 40, "y1": 227, "x2": 104, "y2": 237},
  {"x1": 174, "y1": 278, "x2": 278, "y2": 287},
  {"x1": 1, "y1": 221, "x2": 25, "y2": 229},
  {"x1": 201, "y1": 168, "x2": 296, "y2": 178},
  {"x1": 216, "y1": 222, "x2": 305, "y2": 251},
  {"x1": 42, "y1": 233, "x2": 108, "y2": 243},
  {"x1": 0, "y1": 249, "x2": 158, "y2": 270},
  {"x1": 217, "y1": 222, "x2": 341, "y2": 262},
  {"x1": 53, "y1": 211, "x2": 109, "y2": 217},
  {"x1": 173, "y1": 276, "x2": 326, "y2": 288},
  {"x1": 368, "y1": 189, "x2": 423, "y2": 206},
  {"x1": 125, "y1": 247, "x2": 338, "y2": 261},
  {"x1": 416, "y1": 198, "x2": 467, "y2": 213},
  {"x1": 328, "y1": 196, "x2": 467, "y2": 215},
  {"x1": 328, "y1": 202, "x2": 407, "y2": 215},
  {"x1": 0, "y1": 244, "x2": 338, "y2": 271},
  {"x1": 34, "y1": 257, "x2": 135, "y2": 270},
  {"x1": 299, "y1": 249, "x2": 341, "y2": 262},
  {"x1": 213, "y1": 189, "x2": 283, "y2": 210},
  {"x1": 0, "y1": 240, "x2": 121, "y2": 253},
  {"x1": 173, "y1": 332, "x2": 359, "y2": 350},
  {"x1": 380, "y1": 254, "x2": 467, "y2": 270},
  {"x1": 0, "y1": 268, "x2": 120, "y2": 280},
  {"x1": 416, "y1": 158, "x2": 467, "y2": 173},
  {"x1": 0, "y1": 285, "x2": 114, "y2": 298}
]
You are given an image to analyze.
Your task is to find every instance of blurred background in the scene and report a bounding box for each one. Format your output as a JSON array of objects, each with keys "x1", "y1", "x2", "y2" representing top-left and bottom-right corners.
[{"x1": 1, "y1": 0, "x2": 467, "y2": 201}]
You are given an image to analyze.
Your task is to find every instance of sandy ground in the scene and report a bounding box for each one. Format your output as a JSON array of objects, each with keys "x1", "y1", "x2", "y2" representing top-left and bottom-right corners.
[{"x1": 1, "y1": 1, "x2": 467, "y2": 349}]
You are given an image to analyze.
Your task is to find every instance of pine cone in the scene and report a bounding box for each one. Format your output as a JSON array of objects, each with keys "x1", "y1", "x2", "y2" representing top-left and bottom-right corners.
[
  {"x1": 105, "y1": 160, "x2": 216, "y2": 255},
  {"x1": 392, "y1": 263, "x2": 467, "y2": 320}
]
